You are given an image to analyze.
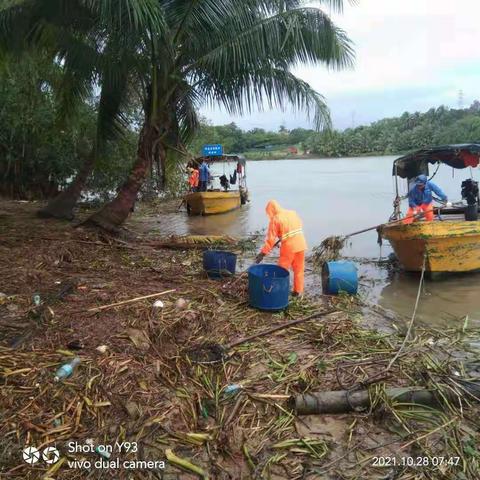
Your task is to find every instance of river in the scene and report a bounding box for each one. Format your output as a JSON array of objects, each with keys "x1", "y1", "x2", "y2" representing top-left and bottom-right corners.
[{"x1": 143, "y1": 156, "x2": 480, "y2": 328}]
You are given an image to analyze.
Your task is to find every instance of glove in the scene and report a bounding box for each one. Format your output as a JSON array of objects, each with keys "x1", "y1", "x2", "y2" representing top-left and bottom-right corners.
[
  {"x1": 445, "y1": 201, "x2": 452, "y2": 208},
  {"x1": 255, "y1": 252, "x2": 265, "y2": 264}
]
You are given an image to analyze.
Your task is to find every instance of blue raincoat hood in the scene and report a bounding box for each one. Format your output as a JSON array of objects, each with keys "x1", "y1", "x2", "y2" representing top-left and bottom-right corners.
[{"x1": 415, "y1": 174, "x2": 428, "y2": 185}]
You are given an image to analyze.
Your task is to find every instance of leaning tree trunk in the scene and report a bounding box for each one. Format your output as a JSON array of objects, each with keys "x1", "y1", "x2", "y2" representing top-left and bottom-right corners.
[
  {"x1": 84, "y1": 123, "x2": 158, "y2": 233},
  {"x1": 37, "y1": 149, "x2": 95, "y2": 220}
]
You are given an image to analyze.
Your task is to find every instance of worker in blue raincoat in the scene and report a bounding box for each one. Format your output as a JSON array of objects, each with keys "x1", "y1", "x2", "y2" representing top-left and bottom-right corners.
[
  {"x1": 198, "y1": 160, "x2": 210, "y2": 192},
  {"x1": 404, "y1": 174, "x2": 450, "y2": 224}
]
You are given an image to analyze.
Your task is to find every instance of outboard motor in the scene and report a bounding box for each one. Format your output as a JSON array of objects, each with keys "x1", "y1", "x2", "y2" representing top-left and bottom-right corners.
[
  {"x1": 461, "y1": 179, "x2": 479, "y2": 221},
  {"x1": 219, "y1": 174, "x2": 230, "y2": 191}
]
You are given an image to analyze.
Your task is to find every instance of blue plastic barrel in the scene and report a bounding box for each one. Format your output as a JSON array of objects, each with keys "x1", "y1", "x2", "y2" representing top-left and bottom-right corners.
[
  {"x1": 247, "y1": 264, "x2": 290, "y2": 310},
  {"x1": 322, "y1": 261, "x2": 358, "y2": 295},
  {"x1": 203, "y1": 250, "x2": 237, "y2": 278}
]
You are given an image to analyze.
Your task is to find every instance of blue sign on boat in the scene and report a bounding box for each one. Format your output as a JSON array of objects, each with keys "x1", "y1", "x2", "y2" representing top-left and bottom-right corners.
[{"x1": 202, "y1": 144, "x2": 223, "y2": 157}]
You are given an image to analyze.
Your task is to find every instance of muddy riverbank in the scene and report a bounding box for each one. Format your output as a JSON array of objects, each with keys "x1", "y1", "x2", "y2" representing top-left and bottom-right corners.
[{"x1": 1, "y1": 200, "x2": 480, "y2": 479}]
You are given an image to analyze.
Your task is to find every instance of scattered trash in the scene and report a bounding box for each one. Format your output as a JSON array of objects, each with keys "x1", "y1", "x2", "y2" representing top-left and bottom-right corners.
[
  {"x1": 54, "y1": 357, "x2": 81, "y2": 382},
  {"x1": 95, "y1": 446, "x2": 111, "y2": 459},
  {"x1": 67, "y1": 340, "x2": 84, "y2": 351},
  {"x1": 53, "y1": 418, "x2": 62, "y2": 427},
  {"x1": 175, "y1": 298, "x2": 188, "y2": 310},
  {"x1": 153, "y1": 299, "x2": 164, "y2": 308},
  {"x1": 96, "y1": 345, "x2": 108, "y2": 354},
  {"x1": 32, "y1": 294, "x2": 41, "y2": 307},
  {"x1": 224, "y1": 384, "x2": 243, "y2": 395}
]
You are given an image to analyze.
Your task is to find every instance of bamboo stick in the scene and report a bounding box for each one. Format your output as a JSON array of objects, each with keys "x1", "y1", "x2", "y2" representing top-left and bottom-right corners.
[{"x1": 85, "y1": 289, "x2": 176, "y2": 313}]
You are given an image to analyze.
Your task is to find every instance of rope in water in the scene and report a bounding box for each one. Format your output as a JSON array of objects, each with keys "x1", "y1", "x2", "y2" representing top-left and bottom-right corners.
[{"x1": 386, "y1": 252, "x2": 427, "y2": 371}]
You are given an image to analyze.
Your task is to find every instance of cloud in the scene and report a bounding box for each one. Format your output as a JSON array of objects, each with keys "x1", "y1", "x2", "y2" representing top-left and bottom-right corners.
[{"x1": 201, "y1": 0, "x2": 480, "y2": 130}]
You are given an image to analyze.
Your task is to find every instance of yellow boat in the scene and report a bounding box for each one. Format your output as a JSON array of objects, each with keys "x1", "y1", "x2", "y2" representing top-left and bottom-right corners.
[
  {"x1": 382, "y1": 219, "x2": 480, "y2": 272},
  {"x1": 184, "y1": 153, "x2": 249, "y2": 216},
  {"x1": 185, "y1": 190, "x2": 241, "y2": 215},
  {"x1": 382, "y1": 144, "x2": 480, "y2": 273}
]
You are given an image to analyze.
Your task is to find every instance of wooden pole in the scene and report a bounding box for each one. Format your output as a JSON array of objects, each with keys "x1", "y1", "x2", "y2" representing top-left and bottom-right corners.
[
  {"x1": 226, "y1": 310, "x2": 338, "y2": 349},
  {"x1": 85, "y1": 289, "x2": 176, "y2": 313}
]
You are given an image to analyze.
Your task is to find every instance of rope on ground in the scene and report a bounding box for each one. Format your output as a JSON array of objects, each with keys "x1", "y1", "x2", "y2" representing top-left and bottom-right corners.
[{"x1": 386, "y1": 252, "x2": 427, "y2": 371}]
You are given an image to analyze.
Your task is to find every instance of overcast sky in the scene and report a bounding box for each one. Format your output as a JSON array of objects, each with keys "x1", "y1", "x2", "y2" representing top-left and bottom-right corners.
[{"x1": 202, "y1": 0, "x2": 480, "y2": 131}]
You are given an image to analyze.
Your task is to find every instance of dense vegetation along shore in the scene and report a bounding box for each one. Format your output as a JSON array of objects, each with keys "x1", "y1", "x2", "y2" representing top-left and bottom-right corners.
[
  {"x1": 192, "y1": 102, "x2": 480, "y2": 159},
  {"x1": 1, "y1": 201, "x2": 480, "y2": 479}
]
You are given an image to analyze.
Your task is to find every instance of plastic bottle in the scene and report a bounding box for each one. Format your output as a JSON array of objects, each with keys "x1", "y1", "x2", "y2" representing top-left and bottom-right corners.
[
  {"x1": 224, "y1": 384, "x2": 243, "y2": 395},
  {"x1": 54, "y1": 357, "x2": 81, "y2": 382}
]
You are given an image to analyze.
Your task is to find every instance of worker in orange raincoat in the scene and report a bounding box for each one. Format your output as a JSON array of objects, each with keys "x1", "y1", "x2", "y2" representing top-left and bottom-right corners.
[
  {"x1": 255, "y1": 200, "x2": 307, "y2": 296},
  {"x1": 187, "y1": 167, "x2": 199, "y2": 191}
]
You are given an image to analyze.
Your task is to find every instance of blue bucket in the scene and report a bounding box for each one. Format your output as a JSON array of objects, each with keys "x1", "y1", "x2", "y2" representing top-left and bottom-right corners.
[
  {"x1": 203, "y1": 250, "x2": 237, "y2": 278},
  {"x1": 322, "y1": 261, "x2": 358, "y2": 295},
  {"x1": 247, "y1": 264, "x2": 290, "y2": 310}
]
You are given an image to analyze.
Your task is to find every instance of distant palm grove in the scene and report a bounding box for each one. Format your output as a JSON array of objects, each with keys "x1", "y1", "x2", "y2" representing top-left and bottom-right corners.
[{"x1": 192, "y1": 102, "x2": 480, "y2": 158}]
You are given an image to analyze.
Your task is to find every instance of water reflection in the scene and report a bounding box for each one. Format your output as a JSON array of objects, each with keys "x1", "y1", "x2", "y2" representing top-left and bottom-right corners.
[{"x1": 378, "y1": 271, "x2": 480, "y2": 327}]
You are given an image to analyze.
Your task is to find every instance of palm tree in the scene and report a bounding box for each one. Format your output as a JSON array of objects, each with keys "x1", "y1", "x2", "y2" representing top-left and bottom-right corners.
[{"x1": 85, "y1": 0, "x2": 354, "y2": 231}]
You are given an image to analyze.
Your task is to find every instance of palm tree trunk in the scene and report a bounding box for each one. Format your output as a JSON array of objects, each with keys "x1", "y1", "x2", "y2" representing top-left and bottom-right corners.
[
  {"x1": 84, "y1": 122, "x2": 157, "y2": 232},
  {"x1": 37, "y1": 149, "x2": 95, "y2": 220}
]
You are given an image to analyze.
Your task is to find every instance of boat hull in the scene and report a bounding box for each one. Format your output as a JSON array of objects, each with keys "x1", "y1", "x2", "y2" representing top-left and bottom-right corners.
[
  {"x1": 382, "y1": 220, "x2": 480, "y2": 272},
  {"x1": 185, "y1": 191, "x2": 241, "y2": 215}
]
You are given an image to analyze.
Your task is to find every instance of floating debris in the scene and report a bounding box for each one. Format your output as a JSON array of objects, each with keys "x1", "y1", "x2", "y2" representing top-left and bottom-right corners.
[{"x1": 311, "y1": 235, "x2": 346, "y2": 267}]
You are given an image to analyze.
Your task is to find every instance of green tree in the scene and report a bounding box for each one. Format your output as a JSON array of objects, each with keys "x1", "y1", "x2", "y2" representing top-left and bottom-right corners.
[
  {"x1": 0, "y1": 55, "x2": 94, "y2": 199},
  {"x1": 0, "y1": 0, "x2": 164, "y2": 218}
]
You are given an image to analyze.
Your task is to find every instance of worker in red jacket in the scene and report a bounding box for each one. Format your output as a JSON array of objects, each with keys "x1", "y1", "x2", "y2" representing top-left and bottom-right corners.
[
  {"x1": 187, "y1": 167, "x2": 199, "y2": 191},
  {"x1": 255, "y1": 200, "x2": 307, "y2": 296}
]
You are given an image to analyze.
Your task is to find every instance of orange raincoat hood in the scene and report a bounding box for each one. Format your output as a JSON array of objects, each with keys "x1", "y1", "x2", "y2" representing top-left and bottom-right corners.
[{"x1": 265, "y1": 200, "x2": 282, "y2": 218}]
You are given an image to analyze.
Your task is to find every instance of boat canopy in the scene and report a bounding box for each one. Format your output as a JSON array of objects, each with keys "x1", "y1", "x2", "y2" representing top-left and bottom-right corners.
[
  {"x1": 193, "y1": 154, "x2": 246, "y2": 166},
  {"x1": 393, "y1": 144, "x2": 480, "y2": 179}
]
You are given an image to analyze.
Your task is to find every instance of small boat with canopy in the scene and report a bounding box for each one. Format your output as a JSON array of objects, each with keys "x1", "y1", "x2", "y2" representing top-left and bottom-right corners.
[
  {"x1": 381, "y1": 144, "x2": 480, "y2": 273},
  {"x1": 184, "y1": 147, "x2": 249, "y2": 215}
]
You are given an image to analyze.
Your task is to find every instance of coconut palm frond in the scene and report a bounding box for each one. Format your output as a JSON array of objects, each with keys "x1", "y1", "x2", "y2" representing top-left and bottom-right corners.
[
  {"x1": 87, "y1": 0, "x2": 165, "y2": 35},
  {"x1": 199, "y1": 66, "x2": 331, "y2": 131},
  {"x1": 176, "y1": 89, "x2": 200, "y2": 144},
  {"x1": 191, "y1": 6, "x2": 354, "y2": 76}
]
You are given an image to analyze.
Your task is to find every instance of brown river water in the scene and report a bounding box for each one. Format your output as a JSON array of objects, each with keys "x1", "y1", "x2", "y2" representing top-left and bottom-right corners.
[{"x1": 141, "y1": 156, "x2": 480, "y2": 328}]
